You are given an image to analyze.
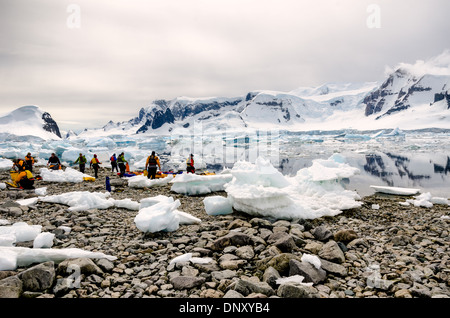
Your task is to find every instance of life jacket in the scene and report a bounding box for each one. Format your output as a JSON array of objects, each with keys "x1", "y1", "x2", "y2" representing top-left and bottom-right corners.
[
  {"x1": 76, "y1": 156, "x2": 87, "y2": 164},
  {"x1": 147, "y1": 155, "x2": 158, "y2": 167},
  {"x1": 110, "y1": 155, "x2": 116, "y2": 162},
  {"x1": 25, "y1": 155, "x2": 34, "y2": 165},
  {"x1": 91, "y1": 157, "x2": 100, "y2": 165},
  {"x1": 186, "y1": 157, "x2": 194, "y2": 167},
  {"x1": 16, "y1": 159, "x2": 27, "y2": 171},
  {"x1": 15, "y1": 170, "x2": 34, "y2": 183}
]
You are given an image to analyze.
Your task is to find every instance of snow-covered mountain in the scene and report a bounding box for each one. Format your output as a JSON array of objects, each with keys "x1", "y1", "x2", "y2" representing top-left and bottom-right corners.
[
  {"x1": 80, "y1": 67, "x2": 449, "y2": 137},
  {"x1": 0, "y1": 105, "x2": 62, "y2": 140},
  {"x1": 3, "y1": 56, "x2": 450, "y2": 141}
]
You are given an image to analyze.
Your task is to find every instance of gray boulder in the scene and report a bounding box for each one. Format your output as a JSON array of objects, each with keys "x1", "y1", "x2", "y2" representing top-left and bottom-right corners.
[
  {"x1": 234, "y1": 279, "x2": 274, "y2": 297},
  {"x1": 18, "y1": 261, "x2": 55, "y2": 292},
  {"x1": 318, "y1": 240, "x2": 345, "y2": 264},
  {"x1": 277, "y1": 283, "x2": 320, "y2": 298},
  {"x1": 171, "y1": 276, "x2": 205, "y2": 290},
  {"x1": 0, "y1": 275, "x2": 23, "y2": 298},
  {"x1": 289, "y1": 259, "x2": 327, "y2": 284}
]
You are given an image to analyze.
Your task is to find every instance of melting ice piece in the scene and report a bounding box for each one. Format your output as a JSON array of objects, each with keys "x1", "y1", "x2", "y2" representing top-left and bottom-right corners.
[
  {"x1": 170, "y1": 173, "x2": 233, "y2": 196},
  {"x1": 0, "y1": 246, "x2": 117, "y2": 271},
  {"x1": 225, "y1": 155, "x2": 362, "y2": 220},
  {"x1": 203, "y1": 196, "x2": 233, "y2": 215}
]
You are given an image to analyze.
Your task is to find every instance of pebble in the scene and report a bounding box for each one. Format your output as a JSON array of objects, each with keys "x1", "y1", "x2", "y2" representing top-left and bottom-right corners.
[{"x1": 0, "y1": 168, "x2": 449, "y2": 298}]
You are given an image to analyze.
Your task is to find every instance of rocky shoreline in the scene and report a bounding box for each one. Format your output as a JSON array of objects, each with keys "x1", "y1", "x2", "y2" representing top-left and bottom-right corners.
[{"x1": 0, "y1": 167, "x2": 449, "y2": 299}]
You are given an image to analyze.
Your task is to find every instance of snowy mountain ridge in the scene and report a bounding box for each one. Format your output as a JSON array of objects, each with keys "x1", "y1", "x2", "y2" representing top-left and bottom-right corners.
[
  {"x1": 0, "y1": 105, "x2": 62, "y2": 140},
  {"x1": 82, "y1": 66, "x2": 449, "y2": 137},
  {"x1": 1, "y1": 63, "x2": 450, "y2": 141}
]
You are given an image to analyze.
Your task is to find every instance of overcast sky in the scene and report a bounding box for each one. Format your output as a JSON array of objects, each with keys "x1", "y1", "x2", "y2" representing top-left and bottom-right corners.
[{"x1": 0, "y1": 0, "x2": 449, "y2": 131}]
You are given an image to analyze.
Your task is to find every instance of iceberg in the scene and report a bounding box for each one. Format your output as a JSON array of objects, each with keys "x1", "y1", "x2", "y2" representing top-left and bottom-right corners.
[
  {"x1": 225, "y1": 155, "x2": 362, "y2": 220},
  {"x1": 170, "y1": 173, "x2": 233, "y2": 195}
]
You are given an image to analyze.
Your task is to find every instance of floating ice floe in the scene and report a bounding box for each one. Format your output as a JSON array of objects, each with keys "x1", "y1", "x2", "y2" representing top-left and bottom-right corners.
[
  {"x1": 170, "y1": 173, "x2": 233, "y2": 196},
  {"x1": 370, "y1": 185, "x2": 421, "y2": 196},
  {"x1": 134, "y1": 195, "x2": 201, "y2": 233},
  {"x1": 225, "y1": 155, "x2": 362, "y2": 220},
  {"x1": 39, "y1": 167, "x2": 95, "y2": 183},
  {"x1": 203, "y1": 196, "x2": 233, "y2": 215}
]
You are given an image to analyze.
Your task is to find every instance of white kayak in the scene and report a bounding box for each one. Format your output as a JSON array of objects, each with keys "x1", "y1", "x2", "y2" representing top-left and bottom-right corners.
[{"x1": 370, "y1": 185, "x2": 421, "y2": 196}]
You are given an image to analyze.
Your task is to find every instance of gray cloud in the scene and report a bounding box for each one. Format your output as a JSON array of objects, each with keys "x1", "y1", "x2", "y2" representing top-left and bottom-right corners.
[{"x1": 0, "y1": 0, "x2": 449, "y2": 131}]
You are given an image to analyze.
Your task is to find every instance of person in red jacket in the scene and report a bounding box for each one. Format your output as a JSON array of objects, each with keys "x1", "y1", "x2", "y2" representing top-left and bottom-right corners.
[
  {"x1": 186, "y1": 154, "x2": 195, "y2": 174},
  {"x1": 90, "y1": 154, "x2": 102, "y2": 179}
]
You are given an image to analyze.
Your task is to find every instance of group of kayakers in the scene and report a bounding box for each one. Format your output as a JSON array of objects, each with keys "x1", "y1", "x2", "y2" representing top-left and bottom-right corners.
[{"x1": 9, "y1": 151, "x2": 196, "y2": 189}]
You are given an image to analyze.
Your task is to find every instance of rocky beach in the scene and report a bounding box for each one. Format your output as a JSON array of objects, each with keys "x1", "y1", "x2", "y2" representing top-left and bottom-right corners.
[{"x1": 0, "y1": 166, "x2": 449, "y2": 299}]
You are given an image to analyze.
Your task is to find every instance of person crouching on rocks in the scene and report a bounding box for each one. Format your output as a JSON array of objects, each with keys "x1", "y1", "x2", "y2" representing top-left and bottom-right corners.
[
  {"x1": 47, "y1": 153, "x2": 61, "y2": 170},
  {"x1": 90, "y1": 154, "x2": 102, "y2": 179}
]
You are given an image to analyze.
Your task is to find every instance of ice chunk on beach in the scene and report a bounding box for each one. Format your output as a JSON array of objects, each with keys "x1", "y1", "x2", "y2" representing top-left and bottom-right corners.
[
  {"x1": 0, "y1": 222, "x2": 42, "y2": 242},
  {"x1": 33, "y1": 232, "x2": 55, "y2": 248},
  {"x1": 39, "y1": 191, "x2": 142, "y2": 212},
  {"x1": 170, "y1": 173, "x2": 233, "y2": 195},
  {"x1": 40, "y1": 191, "x2": 114, "y2": 211},
  {"x1": 170, "y1": 253, "x2": 193, "y2": 265},
  {"x1": 139, "y1": 195, "x2": 174, "y2": 209},
  {"x1": 39, "y1": 167, "x2": 94, "y2": 183},
  {"x1": 0, "y1": 234, "x2": 16, "y2": 247},
  {"x1": 16, "y1": 197, "x2": 39, "y2": 206},
  {"x1": 109, "y1": 198, "x2": 140, "y2": 211},
  {"x1": 0, "y1": 183, "x2": 6, "y2": 190},
  {"x1": 169, "y1": 252, "x2": 212, "y2": 265},
  {"x1": 203, "y1": 196, "x2": 233, "y2": 215},
  {"x1": 0, "y1": 246, "x2": 116, "y2": 271},
  {"x1": 176, "y1": 211, "x2": 202, "y2": 225},
  {"x1": 134, "y1": 197, "x2": 181, "y2": 233},
  {"x1": 35, "y1": 187, "x2": 47, "y2": 196},
  {"x1": 127, "y1": 174, "x2": 172, "y2": 188},
  {"x1": 276, "y1": 275, "x2": 313, "y2": 286},
  {"x1": 225, "y1": 155, "x2": 362, "y2": 220},
  {"x1": 0, "y1": 219, "x2": 11, "y2": 225},
  {"x1": 404, "y1": 192, "x2": 449, "y2": 208},
  {"x1": 134, "y1": 196, "x2": 200, "y2": 233},
  {"x1": 301, "y1": 254, "x2": 322, "y2": 269}
]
